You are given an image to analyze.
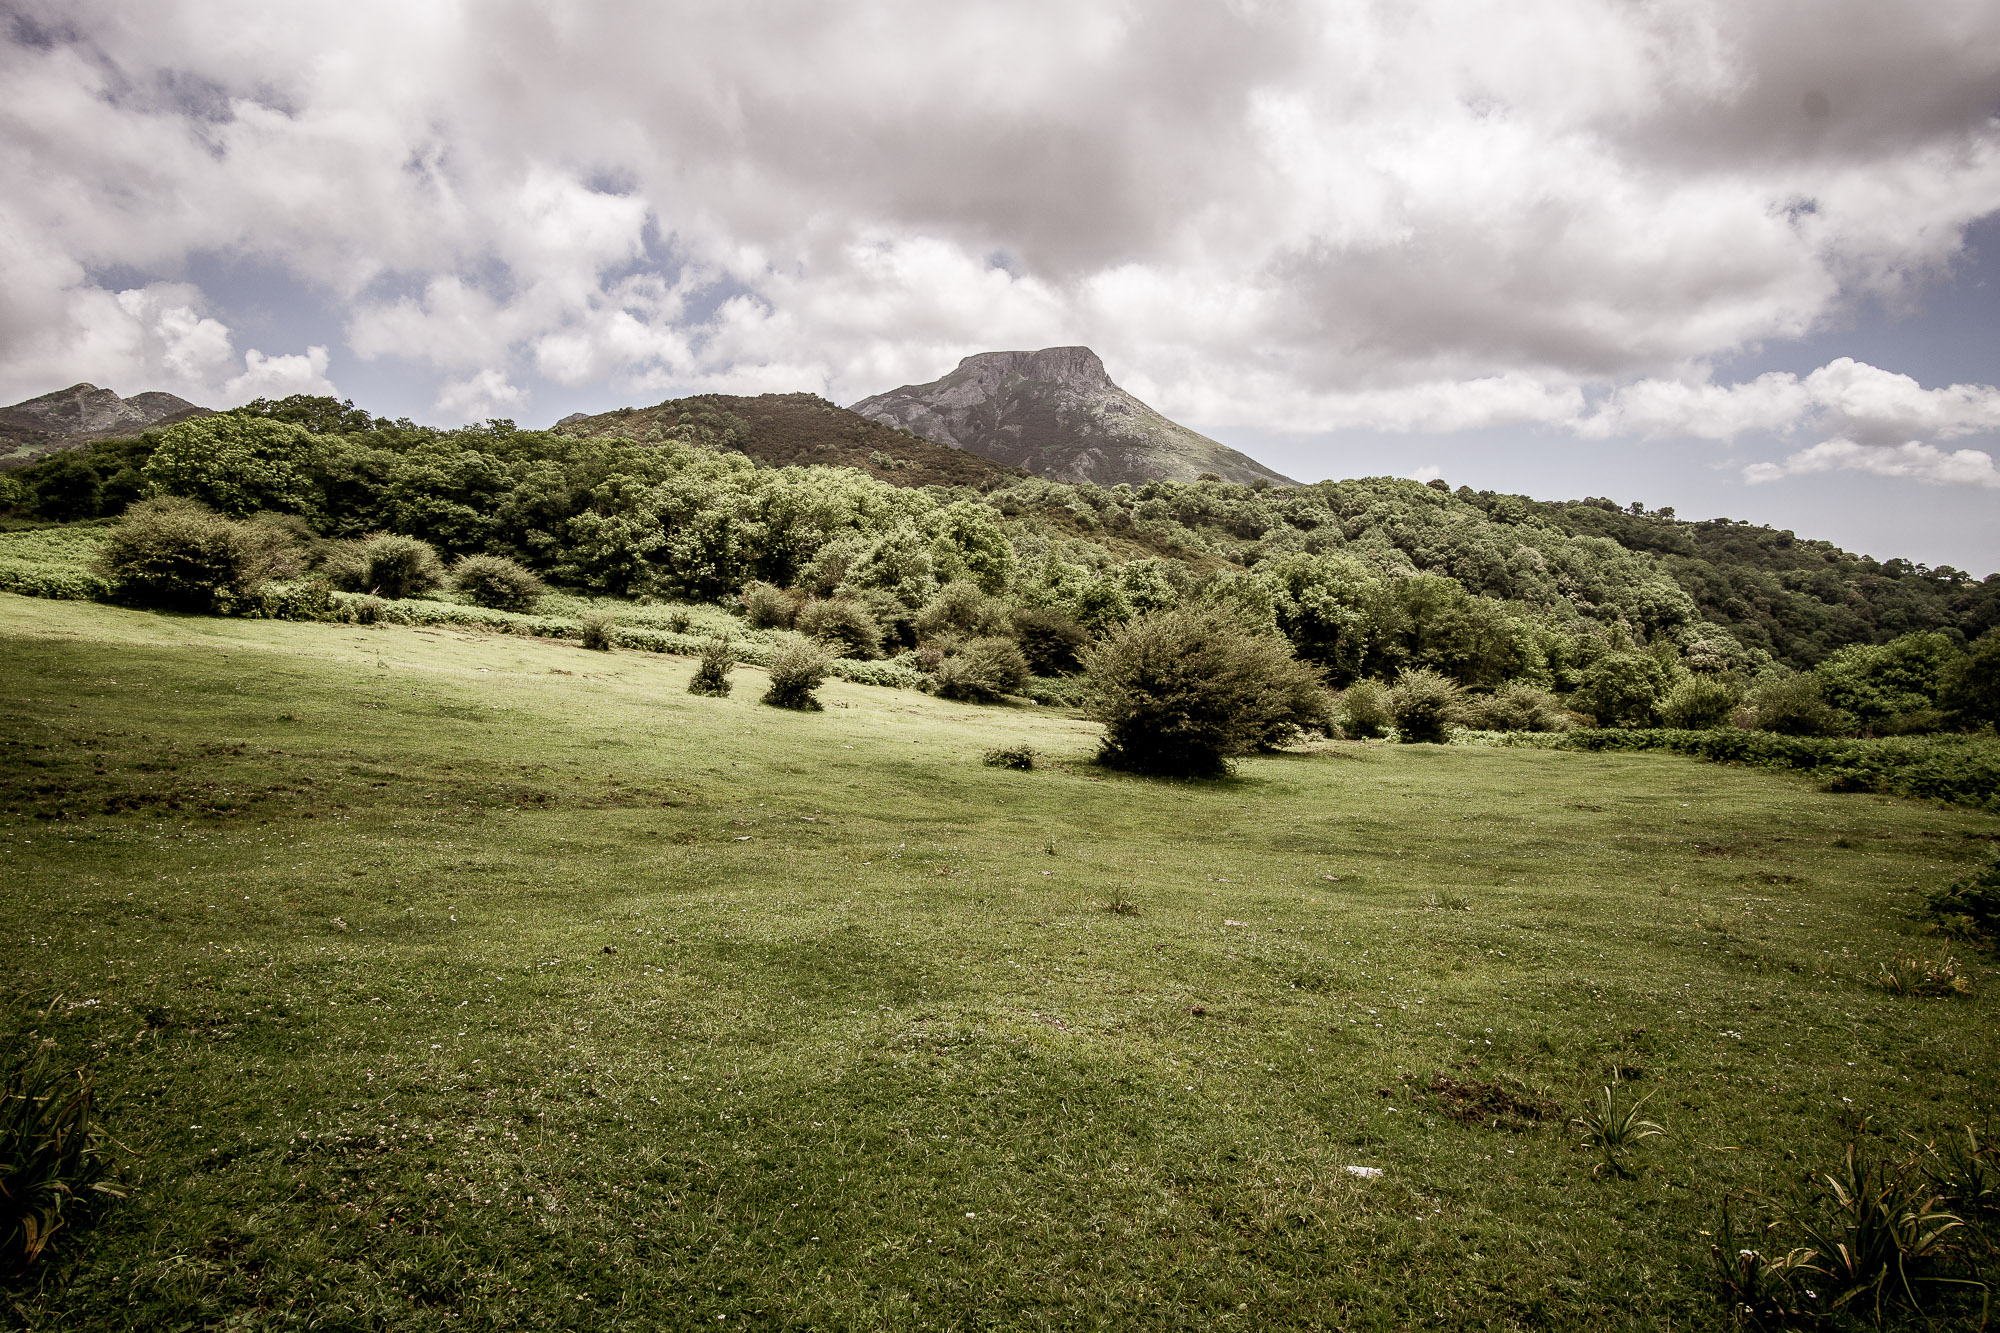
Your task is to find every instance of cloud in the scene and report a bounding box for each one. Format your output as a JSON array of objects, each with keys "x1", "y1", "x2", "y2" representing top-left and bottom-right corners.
[
  {"x1": 435, "y1": 369, "x2": 527, "y2": 424},
  {"x1": 2, "y1": 0, "x2": 1998, "y2": 431},
  {"x1": 1744, "y1": 438, "x2": 2000, "y2": 487},
  {"x1": 223, "y1": 346, "x2": 336, "y2": 404}
]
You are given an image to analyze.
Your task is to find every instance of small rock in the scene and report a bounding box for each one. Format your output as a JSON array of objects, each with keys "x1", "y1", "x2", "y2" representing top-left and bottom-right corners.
[
  {"x1": 602, "y1": 945, "x2": 617, "y2": 955},
  {"x1": 1344, "y1": 1165, "x2": 1382, "y2": 1179}
]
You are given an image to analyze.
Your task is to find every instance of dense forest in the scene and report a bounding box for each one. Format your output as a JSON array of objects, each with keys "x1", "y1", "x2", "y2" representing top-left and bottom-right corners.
[{"x1": 3, "y1": 391, "x2": 1996, "y2": 733}]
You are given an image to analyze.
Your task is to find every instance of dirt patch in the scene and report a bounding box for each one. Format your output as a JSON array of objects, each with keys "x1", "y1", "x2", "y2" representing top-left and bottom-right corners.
[{"x1": 1425, "y1": 1071, "x2": 1560, "y2": 1131}]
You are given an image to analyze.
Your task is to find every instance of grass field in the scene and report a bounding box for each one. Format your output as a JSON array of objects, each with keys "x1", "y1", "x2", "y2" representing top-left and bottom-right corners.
[{"x1": 2, "y1": 592, "x2": 1995, "y2": 1330}]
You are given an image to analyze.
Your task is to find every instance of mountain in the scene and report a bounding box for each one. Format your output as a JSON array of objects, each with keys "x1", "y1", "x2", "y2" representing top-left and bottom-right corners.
[
  {"x1": 0, "y1": 383, "x2": 213, "y2": 466},
  {"x1": 849, "y1": 346, "x2": 1297, "y2": 488},
  {"x1": 552, "y1": 391, "x2": 1028, "y2": 490}
]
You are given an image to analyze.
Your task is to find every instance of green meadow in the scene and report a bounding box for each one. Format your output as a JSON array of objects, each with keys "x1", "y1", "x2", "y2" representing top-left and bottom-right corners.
[{"x1": 2, "y1": 592, "x2": 1994, "y2": 1330}]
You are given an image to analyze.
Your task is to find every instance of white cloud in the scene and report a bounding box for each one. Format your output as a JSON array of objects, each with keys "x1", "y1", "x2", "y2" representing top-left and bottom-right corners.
[
  {"x1": 1, "y1": 0, "x2": 1997, "y2": 435},
  {"x1": 1744, "y1": 438, "x2": 2000, "y2": 487},
  {"x1": 435, "y1": 369, "x2": 528, "y2": 424},
  {"x1": 223, "y1": 346, "x2": 336, "y2": 404},
  {"x1": 1583, "y1": 358, "x2": 2000, "y2": 444}
]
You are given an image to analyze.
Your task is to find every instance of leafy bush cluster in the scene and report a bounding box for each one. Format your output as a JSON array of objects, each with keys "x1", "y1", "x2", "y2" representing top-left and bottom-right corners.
[
  {"x1": 2, "y1": 1044, "x2": 125, "y2": 1278},
  {"x1": 1555, "y1": 729, "x2": 2000, "y2": 811},
  {"x1": 1086, "y1": 607, "x2": 1329, "y2": 777}
]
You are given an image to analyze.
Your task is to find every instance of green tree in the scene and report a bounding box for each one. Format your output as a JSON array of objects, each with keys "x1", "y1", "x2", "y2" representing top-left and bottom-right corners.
[
  {"x1": 1941, "y1": 630, "x2": 2000, "y2": 730},
  {"x1": 1572, "y1": 653, "x2": 1670, "y2": 728},
  {"x1": 141, "y1": 415, "x2": 324, "y2": 517}
]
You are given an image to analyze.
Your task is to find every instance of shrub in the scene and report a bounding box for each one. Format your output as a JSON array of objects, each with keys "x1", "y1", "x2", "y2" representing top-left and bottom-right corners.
[
  {"x1": 1659, "y1": 675, "x2": 1739, "y2": 730},
  {"x1": 2, "y1": 1044, "x2": 125, "y2": 1278},
  {"x1": 688, "y1": 637, "x2": 736, "y2": 697},
  {"x1": 1011, "y1": 607, "x2": 1089, "y2": 676},
  {"x1": 1388, "y1": 668, "x2": 1462, "y2": 743},
  {"x1": 1572, "y1": 652, "x2": 1669, "y2": 728},
  {"x1": 740, "y1": 581, "x2": 799, "y2": 629},
  {"x1": 1752, "y1": 674, "x2": 1855, "y2": 737},
  {"x1": 795, "y1": 597, "x2": 882, "y2": 659},
  {"x1": 343, "y1": 594, "x2": 387, "y2": 625},
  {"x1": 1085, "y1": 607, "x2": 1328, "y2": 777},
  {"x1": 1942, "y1": 629, "x2": 2000, "y2": 731},
  {"x1": 359, "y1": 534, "x2": 446, "y2": 600},
  {"x1": 1338, "y1": 679, "x2": 1391, "y2": 739},
  {"x1": 577, "y1": 611, "x2": 619, "y2": 651},
  {"x1": 453, "y1": 554, "x2": 546, "y2": 612},
  {"x1": 915, "y1": 580, "x2": 1011, "y2": 641},
  {"x1": 316, "y1": 539, "x2": 371, "y2": 592},
  {"x1": 1463, "y1": 682, "x2": 1565, "y2": 733},
  {"x1": 762, "y1": 633, "x2": 831, "y2": 710},
  {"x1": 932, "y1": 637, "x2": 1031, "y2": 703},
  {"x1": 1873, "y1": 951, "x2": 1971, "y2": 997},
  {"x1": 254, "y1": 579, "x2": 337, "y2": 622},
  {"x1": 1924, "y1": 854, "x2": 2000, "y2": 942},
  {"x1": 92, "y1": 497, "x2": 264, "y2": 611},
  {"x1": 982, "y1": 745, "x2": 1038, "y2": 770}
]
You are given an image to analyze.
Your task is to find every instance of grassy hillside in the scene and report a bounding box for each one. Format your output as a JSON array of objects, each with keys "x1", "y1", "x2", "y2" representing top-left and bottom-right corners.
[
  {"x1": 555, "y1": 393, "x2": 1029, "y2": 491},
  {"x1": 4, "y1": 594, "x2": 1995, "y2": 1328}
]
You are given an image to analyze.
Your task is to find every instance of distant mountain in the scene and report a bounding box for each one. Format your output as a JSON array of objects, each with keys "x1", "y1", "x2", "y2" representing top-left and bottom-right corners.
[
  {"x1": 0, "y1": 383, "x2": 212, "y2": 466},
  {"x1": 850, "y1": 347, "x2": 1297, "y2": 488},
  {"x1": 553, "y1": 391, "x2": 1028, "y2": 490}
]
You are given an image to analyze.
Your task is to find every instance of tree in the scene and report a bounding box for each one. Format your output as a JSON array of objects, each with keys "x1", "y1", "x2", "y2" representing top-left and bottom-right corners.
[
  {"x1": 1085, "y1": 607, "x2": 1328, "y2": 778},
  {"x1": 93, "y1": 497, "x2": 265, "y2": 611},
  {"x1": 141, "y1": 415, "x2": 325, "y2": 517},
  {"x1": 1941, "y1": 630, "x2": 2000, "y2": 730},
  {"x1": 1572, "y1": 653, "x2": 1670, "y2": 728}
]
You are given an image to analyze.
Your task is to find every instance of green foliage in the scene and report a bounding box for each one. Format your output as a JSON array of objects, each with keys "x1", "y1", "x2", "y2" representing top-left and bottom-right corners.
[
  {"x1": 932, "y1": 637, "x2": 1031, "y2": 703},
  {"x1": 0, "y1": 526, "x2": 115, "y2": 601},
  {"x1": 2, "y1": 1043, "x2": 125, "y2": 1278},
  {"x1": 1923, "y1": 853, "x2": 2000, "y2": 942},
  {"x1": 93, "y1": 497, "x2": 266, "y2": 611},
  {"x1": 688, "y1": 637, "x2": 736, "y2": 697},
  {"x1": 1010, "y1": 606, "x2": 1088, "y2": 676},
  {"x1": 915, "y1": 580, "x2": 1012, "y2": 641},
  {"x1": 1572, "y1": 652, "x2": 1670, "y2": 728},
  {"x1": 1873, "y1": 951, "x2": 1971, "y2": 997},
  {"x1": 28, "y1": 452, "x2": 104, "y2": 521},
  {"x1": 1815, "y1": 631, "x2": 1963, "y2": 729},
  {"x1": 1551, "y1": 728, "x2": 2000, "y2": 812},
  {"x1": 1388, "y1": 668, "x2": 1462, "y2": 743},
  {"x1": 761, "y1": 633, "x2": 831, "y2": 710},
  {"x1": 981, "y1": 744, "x2": 1038, "y2": 770},
  {"x1": 1658, "y1": 675, "x2": 1738, "y2": 730},
  {"x1": 795, "y1": 597, "x2": 881, "y2": 660},
  {"x1": 141, "y1": 414, "x2": 325, "y2": 517},
  {"x1": 1942, "y1": 629, "x2": 2000, "y2": 731},
  {"x1": 452, "y1": 554, "x2": 546, "y2": 612},
  {"x1": 577, "y1": 611, "x2": 619, "y2": 651},
  {"x1": 1462, "y1": 682, "x2": 1565, "y2": 733},
  {"x1": 741, "y1": 581, "x2": 799, "y2": 629},
  {"x1": 1085, "y1": 607, "x2": 1328, "y2": 777},
  {"x1": 1337, "y1": 679, "x2": 1391, "y2": 739},
  {"x1": 1568, "y1": 1083, "x2": 1665, "y2": 1177},
  {"x1": 929, "y1": 499, "x2": 1016, "y2": 593},
  {"x1": 359, "y1": 534, "x2": 446, "y2": 601},
  {"x1": 252, "y1": 579, "x2": 338, "y2": 622},
  {"x1": 1752, "y1": 674, "x2": 1856, "y2": 737}
]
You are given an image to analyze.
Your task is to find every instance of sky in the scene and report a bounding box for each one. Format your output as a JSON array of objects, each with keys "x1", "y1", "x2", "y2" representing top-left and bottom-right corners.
[{"x1": 4, "y1": 1, "x2": 1998, "y2": 572}]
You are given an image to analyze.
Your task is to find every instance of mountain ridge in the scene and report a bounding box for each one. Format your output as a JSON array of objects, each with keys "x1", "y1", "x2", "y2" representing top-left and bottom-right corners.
[
  {"x1": 850, "y1": 346, "x2": 1297, "y2": 488},
  {"x1": 0, "y1": 382, "x2": 213, "y2": 466}
]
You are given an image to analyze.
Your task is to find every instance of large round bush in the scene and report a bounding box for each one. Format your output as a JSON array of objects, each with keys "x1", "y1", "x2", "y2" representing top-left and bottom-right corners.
[
  {"x1": 1085, "y1": 607, "x2": 1328, "y2": 778},
  {"x1": 452, "y1": 554, "x2": 545, "y2": 611},
  {"x1": 92, "y1": 497, "x2": 263, "y2": 611}
]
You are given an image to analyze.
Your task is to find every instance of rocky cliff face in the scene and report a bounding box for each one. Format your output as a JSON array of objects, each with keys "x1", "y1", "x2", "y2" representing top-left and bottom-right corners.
[
  {"x1": 849, "y1": 347, "x2": 1295, "y2": 487},
  {"x1": 0, "y1": 383, "x2": 212, "y2": 466}
]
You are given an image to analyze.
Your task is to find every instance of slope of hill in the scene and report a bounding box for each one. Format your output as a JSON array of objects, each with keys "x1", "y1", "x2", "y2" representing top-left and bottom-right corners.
[
  {"x1": 850, "y1": 346, "x2": 1296, "y2": 488},
  {"x1": 553, "y1": 392, "x2": 1028, "y2": 490},
  {"x1": 0, "y1": 383, "x2": 212, "y2": 466}
]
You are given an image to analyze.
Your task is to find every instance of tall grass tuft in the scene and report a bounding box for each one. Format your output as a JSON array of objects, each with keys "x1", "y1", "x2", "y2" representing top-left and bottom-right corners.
[{"x1": 1, "y1": 1044, "x2": 126, "y2": 1278}]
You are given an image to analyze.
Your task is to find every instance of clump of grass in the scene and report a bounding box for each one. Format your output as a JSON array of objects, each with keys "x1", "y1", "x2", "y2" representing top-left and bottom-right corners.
[
  {"x1": 1711, "y1": 1132, "x2": 1989, "y2": 1329},
  {"x1": 1873, "y1": 951, "x2": 1972, "y2": 997},
  {"x1": 1569, "y1": 1082, "x2": 1665, "y2": 1176},
  {"x1": 2, "y1": 1043, "x2": 127, "y2": 1278},
  {"x1": 577, "y1": 611, "x2": 619, "y2": 651},
  {"x1": 1424, "y1": 890, "x2": 1470, "y2": 911},
  {"x1": 982, "y1": 744, "x2": 1038, "y2": 770},
  {"x1": 688, "y1": 637, "x2": 736, "y2": 698},
  {"x1": 1100, "y1": 896, "x2": 1140, "y2": 916}
]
